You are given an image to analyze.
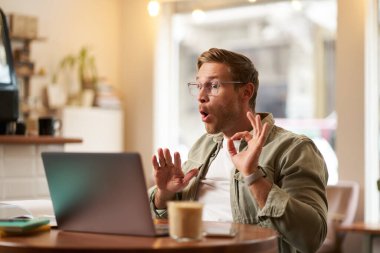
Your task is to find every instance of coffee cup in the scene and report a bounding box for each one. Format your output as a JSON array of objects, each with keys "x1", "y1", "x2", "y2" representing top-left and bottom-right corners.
[
  {"x1": 167, "y1": 201, "x2": 203, "y2": 242},
  {"x1": 38, "y1": 117, "x2": 61, "y2": 136}
]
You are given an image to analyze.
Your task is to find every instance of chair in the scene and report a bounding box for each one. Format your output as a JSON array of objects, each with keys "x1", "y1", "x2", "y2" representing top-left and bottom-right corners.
[{"x1": 317, "y1": 180, "x2": 360, "y2": 253}]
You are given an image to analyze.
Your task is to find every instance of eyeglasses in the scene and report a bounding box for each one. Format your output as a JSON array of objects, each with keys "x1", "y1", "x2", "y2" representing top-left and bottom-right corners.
[{"x1": 187, "y1": 81, "x2": 245, "y2": 97}]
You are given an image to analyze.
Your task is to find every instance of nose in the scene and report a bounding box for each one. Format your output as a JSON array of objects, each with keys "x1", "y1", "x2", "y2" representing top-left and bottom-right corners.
[{"x1": 197, "y1": 86, "x2": 209, "y2": 103}]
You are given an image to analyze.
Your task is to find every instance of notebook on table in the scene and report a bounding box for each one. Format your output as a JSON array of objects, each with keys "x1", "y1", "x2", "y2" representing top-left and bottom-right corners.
[{"x1": 41, "y1": 152, "x2": 168, "y2": 236}]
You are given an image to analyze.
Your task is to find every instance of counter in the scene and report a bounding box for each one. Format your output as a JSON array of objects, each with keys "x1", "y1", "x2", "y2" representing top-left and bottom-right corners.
[
  {"x1": 0, "y1": 136, "x2": 82, "y2": 144},
  {"x1": 0, "y1": 135, "x2": 82, "y2": 201}
]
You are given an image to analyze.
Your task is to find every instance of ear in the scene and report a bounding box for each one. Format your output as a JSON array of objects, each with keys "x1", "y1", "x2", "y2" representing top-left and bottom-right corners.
[{"x1": 241, "y1": 82, "x2": 255, "y2": 101}]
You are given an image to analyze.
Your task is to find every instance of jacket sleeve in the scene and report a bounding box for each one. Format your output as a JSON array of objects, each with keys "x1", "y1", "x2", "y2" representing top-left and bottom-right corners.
[
  {"x1": 148, "y1": 186, "x2": 182, "y2": 219},
  {"x1": 258, "y1": 138, "x2": 328, "y2": 253}
]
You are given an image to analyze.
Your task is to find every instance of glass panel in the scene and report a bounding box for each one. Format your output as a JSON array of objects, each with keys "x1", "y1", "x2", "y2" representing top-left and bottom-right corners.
[{"x1": 166, "y1": 0, "x2": 337, "y2": 183}]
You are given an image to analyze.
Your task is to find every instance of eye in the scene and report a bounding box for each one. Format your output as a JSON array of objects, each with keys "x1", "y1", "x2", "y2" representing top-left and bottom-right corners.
[
  {"x1": 210, "y1": 83, "x2": 219, "y2": 89},
  {"x1": 201, "y1": 83, "x2": 212, "y2": 90}
]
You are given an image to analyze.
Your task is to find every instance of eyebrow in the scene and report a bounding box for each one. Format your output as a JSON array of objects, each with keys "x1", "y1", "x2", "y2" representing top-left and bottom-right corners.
[{"x1": 195, "y1": 76, "x2": 219, "y2": 81}]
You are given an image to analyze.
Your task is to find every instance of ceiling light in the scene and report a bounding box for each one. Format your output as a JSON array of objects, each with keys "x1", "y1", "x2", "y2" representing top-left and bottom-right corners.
[
  {"x1": 248, "y1": 0, "x2": 257, "y2": 3},
  {"x1": 192, "y1": 9, "x2": 206, "y2": 22},
  {"x1": 148, "y1": 0, "x2": 160, "y2": 17},
  {"x1": 291, "y1": 0, "x2": 302, "y2": 11}
]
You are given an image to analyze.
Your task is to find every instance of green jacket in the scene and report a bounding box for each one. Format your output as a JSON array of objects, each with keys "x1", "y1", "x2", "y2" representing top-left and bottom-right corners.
[{"x1": 149, "y1": 113, "x2": 328, "y2": 253}]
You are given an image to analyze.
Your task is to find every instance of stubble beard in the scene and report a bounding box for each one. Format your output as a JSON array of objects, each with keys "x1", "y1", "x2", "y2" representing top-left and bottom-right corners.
[{"x1": 204, "y1": 104, "x2": 240, "y2": 135}]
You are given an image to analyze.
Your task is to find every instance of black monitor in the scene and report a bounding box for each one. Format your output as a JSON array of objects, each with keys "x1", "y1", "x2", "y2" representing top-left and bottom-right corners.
[{"x1": 0, "y1": 8, "x2": 19, "y2": 134}]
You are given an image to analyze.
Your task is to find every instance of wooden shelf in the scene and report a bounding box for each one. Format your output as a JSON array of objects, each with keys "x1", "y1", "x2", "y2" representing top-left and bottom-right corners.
[
  {"x1": 10, "y1": 34, "x2": 46, "y2": 42},
  {"x1": 0, "y1": 135, "x2": 82, "y2": 144}
]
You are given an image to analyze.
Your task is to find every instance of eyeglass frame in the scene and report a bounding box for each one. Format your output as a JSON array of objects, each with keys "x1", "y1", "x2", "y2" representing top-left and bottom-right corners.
[{"x1": 187, "y1": 80, "x2": 246, "y2": 96}]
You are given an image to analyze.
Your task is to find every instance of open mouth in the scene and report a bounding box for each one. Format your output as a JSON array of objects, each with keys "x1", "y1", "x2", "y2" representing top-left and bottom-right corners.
[{"x1": 200, "y1": 110, "x2": 209, "y2": 121}]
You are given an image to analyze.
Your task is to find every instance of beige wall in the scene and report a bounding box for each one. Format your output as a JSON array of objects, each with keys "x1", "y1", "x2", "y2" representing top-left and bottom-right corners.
[
  {"x1": 336, "y1": 0, "x2": 365, "y2": 252},
  {"x1": 120, "y1": 0, "x2": 157, "y2": 176},
  {"x1": 0, "y1": 0, "x2": 123, "y2": 95},
  {"x1": 336, "y1": 0, "x2": 365, "y2": 194},
  {"x1": 0, "y1": 0, "x2": 157, "y2": 178}
]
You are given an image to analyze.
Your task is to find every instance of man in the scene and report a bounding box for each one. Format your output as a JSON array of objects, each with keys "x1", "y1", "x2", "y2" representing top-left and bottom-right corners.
[{"x1": 149, "y1": 48, "x2": 328, "y2": 253}]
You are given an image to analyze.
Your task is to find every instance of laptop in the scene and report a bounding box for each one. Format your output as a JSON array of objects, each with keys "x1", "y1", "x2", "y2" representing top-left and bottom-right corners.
[{"x1": 41, "y1": 152, "x2": 168, "y2": 236}]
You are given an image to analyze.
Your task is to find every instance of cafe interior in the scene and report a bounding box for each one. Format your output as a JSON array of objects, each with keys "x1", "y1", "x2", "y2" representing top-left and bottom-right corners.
[{"x1": 0, "y1": 0, "x2": 377, "y2": 252}]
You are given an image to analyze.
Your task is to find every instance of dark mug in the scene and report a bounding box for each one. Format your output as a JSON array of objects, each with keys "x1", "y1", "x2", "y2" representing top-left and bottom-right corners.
[
  {"x1": 38, "y1": 117, "x2": 61, "y2": 136},
  {"x1": 15, "y1": 122, "x2": 26, "y2": 135}
]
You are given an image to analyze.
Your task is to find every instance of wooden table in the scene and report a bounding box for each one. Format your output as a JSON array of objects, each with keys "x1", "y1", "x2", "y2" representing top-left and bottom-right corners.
[
  {"x1": 338, "y1": 222, "x2": 380, "y2": 253},
  {"x1": 0, "y1": 222, "x2": 278, "y2": 253}
]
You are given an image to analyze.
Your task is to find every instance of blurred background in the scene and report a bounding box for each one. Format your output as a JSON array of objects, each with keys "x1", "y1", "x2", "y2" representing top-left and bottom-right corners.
[{"x1": 0, "y1": 0, "x2": 377, "y2": 252}]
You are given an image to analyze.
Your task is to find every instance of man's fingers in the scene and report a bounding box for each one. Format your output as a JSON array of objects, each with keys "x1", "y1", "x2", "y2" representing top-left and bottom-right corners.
[
  {"x1": 152, "y1": 155, "x2": 159, "y2": 170},
  {"x1": 243, "y1": 131, "x2": 253, "y2": 141},
  {"x1": 164, "y1": 148, "x2": 173, "y2": 166},
  {"x1": 257, "y1": 122, "x2": 269, "y2": 146},
  {"x1": 157, "y1": 148, "x2": 166, "y2": 167},
  {"x1": 174, "y1": 152, "x2": 181, "y2": 168},
  {"x1": 255, "y1": 114, "x2": 262, "y2": 134},
  {"x1": 247, "y1": 111, "x2": 256, "y2": 128},
  {"x1": 230, "y1": 131, "x2": 252, "y2": 142},
  {"x1": 247, "y1": 112, "x2": 264, "y2": 137},
  {"x1": 231, "y1": 131, "x2": 250, "y2": 140},
  {"x1": 230, "y1": 132, "x2": 242, "y2": 140},
  {"x1": 182, "y1": 169, "x2": 199, "y2": 185},
  {"x1": 227, "y1": 138, "x2": 238, "y2": 156}
]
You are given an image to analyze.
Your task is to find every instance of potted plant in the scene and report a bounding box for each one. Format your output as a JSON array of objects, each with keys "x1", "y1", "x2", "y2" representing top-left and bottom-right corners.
[{"x1": 51, "y1": 47, "x2": 98, "y2": 107}]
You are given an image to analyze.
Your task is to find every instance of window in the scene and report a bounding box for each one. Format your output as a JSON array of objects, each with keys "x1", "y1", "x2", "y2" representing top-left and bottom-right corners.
[{"x1": 155, "y1": 0, "x2": 337, "y2": 183}]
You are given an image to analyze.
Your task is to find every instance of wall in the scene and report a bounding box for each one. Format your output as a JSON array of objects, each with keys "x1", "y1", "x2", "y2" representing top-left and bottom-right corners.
[
  {"x1": 0, "y1": 0, "x2": 157, "y2": 183},
  {"x1": 336, "y1": 0, "x2": 365, "y2": 252},
  {"x1": 0, "y1": 0, "x2": 123, "y2": 100},
  {"x1": 0, "y1": 144, "x2": 63, "y2": 200},
  {"x1": 120, "y1": 0, "x2": 157, "y2": 177}
]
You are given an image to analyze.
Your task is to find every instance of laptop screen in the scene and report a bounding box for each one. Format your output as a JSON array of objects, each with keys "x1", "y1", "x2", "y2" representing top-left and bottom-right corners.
[{"x1": 42, "y1": 152, "x2": 158, "y2": 236}]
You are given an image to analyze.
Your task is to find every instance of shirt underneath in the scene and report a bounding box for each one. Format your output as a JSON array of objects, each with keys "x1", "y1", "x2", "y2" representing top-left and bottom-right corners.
[{"x1": 197, "y1": 137, "x2": 240, "y2": 222}]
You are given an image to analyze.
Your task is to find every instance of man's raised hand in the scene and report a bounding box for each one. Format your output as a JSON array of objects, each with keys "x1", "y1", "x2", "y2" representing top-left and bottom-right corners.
[{"x1": 152, "y1": 148, "x2": 198, "y2": 208}]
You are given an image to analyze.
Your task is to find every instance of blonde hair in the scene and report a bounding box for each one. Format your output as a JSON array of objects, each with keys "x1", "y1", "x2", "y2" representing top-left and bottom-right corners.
[{"x1": 197, "y1": 48, "x2": 259, "y2": 110}]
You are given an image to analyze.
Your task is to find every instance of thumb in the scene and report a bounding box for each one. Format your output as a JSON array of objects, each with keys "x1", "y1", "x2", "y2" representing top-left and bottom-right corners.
[{"x1": 183, "y1": 168, "x2": 199, "y2": 185}]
